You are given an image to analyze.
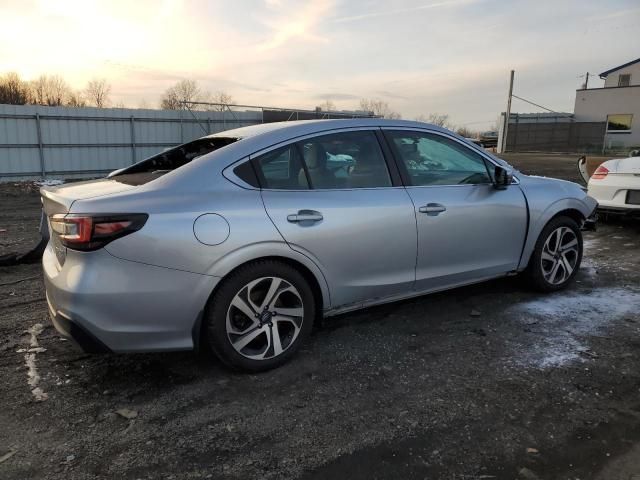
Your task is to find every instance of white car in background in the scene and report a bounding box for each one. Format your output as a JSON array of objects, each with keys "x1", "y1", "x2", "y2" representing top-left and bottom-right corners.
[{"x1": 583, "y1": 154, "x2": 640, "y2": 215}]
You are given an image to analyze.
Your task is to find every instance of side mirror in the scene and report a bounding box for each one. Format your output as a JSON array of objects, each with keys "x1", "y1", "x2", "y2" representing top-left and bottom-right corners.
[{"x1": 494, "y1": 165, "x2": 513, "y2": 189}]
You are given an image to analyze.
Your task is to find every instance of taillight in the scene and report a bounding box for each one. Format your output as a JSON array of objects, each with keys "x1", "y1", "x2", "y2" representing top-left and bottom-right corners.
[
  {"x1": 592, "y1": 165, "x2": 609, "y2": 180},
  {"x1": 50, "y1": 214, "x2": 147, "y2": 251}
]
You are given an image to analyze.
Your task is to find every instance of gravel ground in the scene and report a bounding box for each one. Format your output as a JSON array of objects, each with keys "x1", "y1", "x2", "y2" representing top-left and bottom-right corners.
[
  {"x1": 1, "y1": 154, "x2": 640, "y2": 480},
  {"x1": 0, "y1": 181, "x2": 42, "y2": 257}
]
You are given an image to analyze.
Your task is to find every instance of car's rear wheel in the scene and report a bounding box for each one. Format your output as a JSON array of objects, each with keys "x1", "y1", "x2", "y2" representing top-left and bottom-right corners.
[
  {"x1": 205, "y1": 260, "x2": 315, "y2": 372},
  {"x1": 526, "y1": 216, "x2": 583, "y2": 291}
]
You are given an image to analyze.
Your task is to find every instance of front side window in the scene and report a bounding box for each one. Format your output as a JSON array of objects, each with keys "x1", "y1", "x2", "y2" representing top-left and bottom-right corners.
[
  {"x1": 386, "y1": 131, "x2": 491, "y2": 186},
  {"x1": 254, "y1": 145, "x2": 309, "y2": 190},
  {"x1": 298, "y1": 131, "x2": 392, "y2": 189},
  {"x1": 607, "y1": 114, "x2": 633, "y2": 132}
]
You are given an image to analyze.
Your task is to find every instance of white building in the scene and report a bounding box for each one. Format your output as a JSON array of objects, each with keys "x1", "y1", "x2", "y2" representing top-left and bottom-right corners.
[{"x1": 574, "y1": 58, "x2": 640, "y2": 150}]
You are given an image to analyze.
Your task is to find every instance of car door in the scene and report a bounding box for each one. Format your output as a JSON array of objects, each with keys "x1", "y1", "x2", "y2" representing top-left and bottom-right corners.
[
  {"x1": 256, "y1": 129, "x2": 417, "y2": 309},
  {"x1": 383, "y1": 128, "x2": 528, "y2": 291}
]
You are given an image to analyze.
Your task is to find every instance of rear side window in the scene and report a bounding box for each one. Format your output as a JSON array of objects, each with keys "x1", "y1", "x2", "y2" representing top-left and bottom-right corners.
[
  {"x1": 386, "y1": 131, "x2": 491, "y2": 186},
  {"x1": 233, "y1": 161, "x2": 260, "y2": 188},
  {"x1": 298, "y1": 131, "x2": 391, "y2": 189},
  {"x1": 254, "y1": 145, "x2": 309, "y2": 190}
]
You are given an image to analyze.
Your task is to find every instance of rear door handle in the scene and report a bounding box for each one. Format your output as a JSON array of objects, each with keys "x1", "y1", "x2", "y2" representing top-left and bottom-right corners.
[
  {"x1": 287, "y1": 210, "x2": 323, "y2": 223},
  {"x1": 418, "y1": 203, "x2": 446, "y2": 215}
]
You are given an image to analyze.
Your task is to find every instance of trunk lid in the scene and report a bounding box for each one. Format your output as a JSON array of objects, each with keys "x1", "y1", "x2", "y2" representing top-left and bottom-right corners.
[
  {"x1": 603, "y1": 157, "x2": 640, "y2": 175},
  {"x1": 40, "y1": 178, "x2": 136, "y2": 215}
]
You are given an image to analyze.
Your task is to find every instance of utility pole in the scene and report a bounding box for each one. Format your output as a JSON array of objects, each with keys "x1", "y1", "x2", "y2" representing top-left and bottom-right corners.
[
  {"x1": 585, "y1": 72, "x2": 590, "y2": 89},
  {"x1": 501, "y1": 70, "x2": 514, "y2": 153}
]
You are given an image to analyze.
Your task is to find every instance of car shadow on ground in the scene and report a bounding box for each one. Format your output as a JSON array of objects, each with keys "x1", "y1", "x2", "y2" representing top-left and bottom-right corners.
[{"x1": 61, "y1": 273, "x2": 561, "y2": 396}]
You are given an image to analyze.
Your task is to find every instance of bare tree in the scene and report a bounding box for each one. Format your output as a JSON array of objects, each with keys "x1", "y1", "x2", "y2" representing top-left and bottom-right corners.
[
  {"x1": 318, "y1": 99, "x2": 336, "y2": 112},
  {"x1": 30, "y1": 75, "x2": 71, "y2": 106},
  {"x1": 0, "y1": 72, "x2": 31, "y2": 104},
  {"x1": 160, "y1": 79, "x2": 204, "y2": 110},
  {"x1": 30, "y1": 76, "x2": 48, "y2": 105},
  {"x1": 85, "y1": 78, "x2": 111, "y2": 108},
  {"x1": 455, "y1": 126, "x2": 476, "y2": 138},
  {"x1": 359, "y1": 98, "x2": 401, "y2": 119},
  {"x1": 205, "y1": 91, "x2": 234, "y2": 111},
  {"x1": 416, "y1": 113, "x2": 452, "y2": 129},
  {"x1": 67, "y1": 91, "x2": 86, "y2": 108}
]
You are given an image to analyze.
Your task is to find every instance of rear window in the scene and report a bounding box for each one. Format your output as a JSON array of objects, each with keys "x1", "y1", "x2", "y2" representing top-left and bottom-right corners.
[{"x1": 112, "y1": 137, "x2": 238, "y2": 185}]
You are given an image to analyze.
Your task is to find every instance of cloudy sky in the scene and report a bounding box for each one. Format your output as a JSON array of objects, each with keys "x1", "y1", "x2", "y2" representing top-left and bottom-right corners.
[{"x1": 2, "y1": 0, "x2": 639, "y2": 128}]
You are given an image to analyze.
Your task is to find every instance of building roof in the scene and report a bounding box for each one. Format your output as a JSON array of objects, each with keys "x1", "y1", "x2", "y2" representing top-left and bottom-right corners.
[{"x1": 599, "y1": 57, "x2": 640, "y2": 78}]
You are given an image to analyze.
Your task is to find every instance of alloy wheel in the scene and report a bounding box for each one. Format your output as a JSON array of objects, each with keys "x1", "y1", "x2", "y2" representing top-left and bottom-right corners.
[
  {"x1": 540, "y1": 226, "x2": 579, "y2": 285},
  {"x1": 226, "y1": 277, "x2": 304, "y2": 360}
]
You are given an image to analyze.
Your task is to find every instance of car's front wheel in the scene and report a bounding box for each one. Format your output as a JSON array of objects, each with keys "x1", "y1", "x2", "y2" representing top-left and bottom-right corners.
[
  {"x1": 205, "y1": 260, "x2": 315, "y2": 372},
  {"x1": 526, "y1": 216, "x2": 583, "y2": 291}
]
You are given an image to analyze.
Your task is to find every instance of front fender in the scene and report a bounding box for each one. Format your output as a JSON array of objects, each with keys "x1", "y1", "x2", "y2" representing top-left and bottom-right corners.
[{"x1": 518, "y1": 196, "x2": 594, "y2": 270}]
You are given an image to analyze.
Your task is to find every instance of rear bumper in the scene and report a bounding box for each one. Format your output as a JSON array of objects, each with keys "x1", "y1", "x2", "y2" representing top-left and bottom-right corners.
[
  {"x1": 43, "y1": 244, "x2": 219, "y2": 353},
  {"x1": 597, "y1": 205, "x2": 640, "y2": 217},
  {"x1": 47, "y1": 295, "x2": 111, "y2": 353},
  {"x1": 588, "y1": 176, "x2": 640, "y2": 212}
]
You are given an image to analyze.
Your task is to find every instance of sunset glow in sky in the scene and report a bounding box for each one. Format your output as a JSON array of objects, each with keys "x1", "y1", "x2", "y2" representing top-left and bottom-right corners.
[{"x1": 2, "y1": 0, "x2": 639, "y2": 128}]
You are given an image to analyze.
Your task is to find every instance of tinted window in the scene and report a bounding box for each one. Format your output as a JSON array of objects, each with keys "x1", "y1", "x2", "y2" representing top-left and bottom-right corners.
[
  {"x1": 387, "y1": 131, "x2": 491, "y2": 186},
  {"x1": 255, "y1": 145, "x2": 309, "y2": 190},
  {"x1": 299, "y1": 131, "x2": 391, "y2": 189},
  {"x1": 233, "y1": 160, "x2": 259, "y2": 188}
]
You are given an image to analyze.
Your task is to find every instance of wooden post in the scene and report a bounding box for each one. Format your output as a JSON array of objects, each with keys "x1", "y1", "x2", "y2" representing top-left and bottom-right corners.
[{"x1": 502, "y1": 70, "x2": 515, "y2": 153}]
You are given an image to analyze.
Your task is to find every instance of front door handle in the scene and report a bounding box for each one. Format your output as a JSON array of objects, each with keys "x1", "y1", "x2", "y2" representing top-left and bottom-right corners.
[
  {"x1": 287, "y1": 210, "x2": 323, "y2": 223},
  {"x1": 418, "y1": 203, "x2": 446, "y2": 215}
]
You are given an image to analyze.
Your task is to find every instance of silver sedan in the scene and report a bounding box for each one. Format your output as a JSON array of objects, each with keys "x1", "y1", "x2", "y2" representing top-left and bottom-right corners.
[{"x1": 41, "y1": 119, "x2": 597, "y2": 371}]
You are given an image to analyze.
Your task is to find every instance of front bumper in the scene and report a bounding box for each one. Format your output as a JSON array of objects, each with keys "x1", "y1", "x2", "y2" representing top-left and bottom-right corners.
[
  {"x1": 582, "y1": 207, "x2": 598, "y2": 231},
  {"x1": 43, "y1": 244, "x2": 219, "y2": 353}
]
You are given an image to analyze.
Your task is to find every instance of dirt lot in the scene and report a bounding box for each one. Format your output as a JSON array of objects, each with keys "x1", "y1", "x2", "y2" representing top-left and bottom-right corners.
[{"x1": 1, "y1": 154, "x2": 640, "y2": 480}]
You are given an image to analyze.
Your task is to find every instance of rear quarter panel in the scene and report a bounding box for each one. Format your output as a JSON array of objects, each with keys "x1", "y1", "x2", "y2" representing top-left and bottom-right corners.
[{"x1": 69, "y1": 179, "x2": 332, "y2": 309}]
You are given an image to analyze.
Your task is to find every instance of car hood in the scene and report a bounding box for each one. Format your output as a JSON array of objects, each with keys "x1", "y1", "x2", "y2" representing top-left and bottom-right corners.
[
  {"x1": 519, "y1": 173, "x2": 591, "y2": 197},
  {"x1": 518, "y1": 174, "x2": 597, "y2": 218}
]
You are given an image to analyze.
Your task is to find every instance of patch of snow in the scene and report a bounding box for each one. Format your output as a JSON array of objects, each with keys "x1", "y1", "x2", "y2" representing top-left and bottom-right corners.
[
  {"x1": 579, "y1": 258, "x2": 598, "y2": 278},
  {"x1": 582, "y1": 237, "x2": 599, "y2": 250},
  {"x1": 34, "y1": 179, "x2": 64, "y2": 186},
  {"x1": 27, "y1": 323, "x2": 43, "y2": 347},
  {"x1": 508, "y1": 288, "x2": 640, "y2": 369},
  {"x1": 24, "y1": 323, "x2": 48, "y2": 402}
]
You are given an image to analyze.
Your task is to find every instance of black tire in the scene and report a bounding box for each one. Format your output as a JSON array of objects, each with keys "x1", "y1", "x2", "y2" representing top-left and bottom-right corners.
[
  {"x1": 205, "y1": 260, "x2": 315, "y2": 372},
  {"x1": 525, "y1": 215, "x2": 583, "y2": 292}
]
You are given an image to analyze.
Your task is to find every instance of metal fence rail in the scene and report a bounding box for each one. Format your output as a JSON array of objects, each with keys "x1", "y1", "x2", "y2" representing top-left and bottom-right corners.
[
  {"x1": 499, "y1": 113, "x2": 607, "y2": 153},
  {"x1": 0, "y1": 104, "x2": 262, "y2": 180},
  {"x1": 506, "y1": 121, "x2": 606, "y2": 153}
]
